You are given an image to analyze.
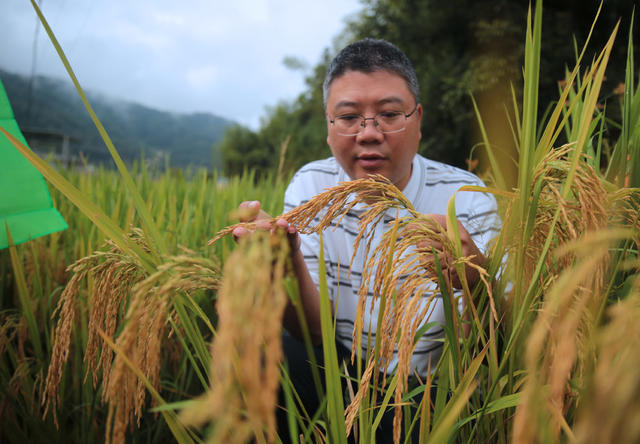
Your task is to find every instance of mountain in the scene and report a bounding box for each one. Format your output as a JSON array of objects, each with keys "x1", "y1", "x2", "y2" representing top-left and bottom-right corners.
[{"x1": 0, "y1": 69, "x2": 234, "y2": 171}]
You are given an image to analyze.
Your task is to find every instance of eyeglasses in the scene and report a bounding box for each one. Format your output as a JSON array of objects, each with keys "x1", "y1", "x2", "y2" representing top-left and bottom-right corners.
[{"x1": 328, "y1": 105, "x2": 418, "y2": 136}]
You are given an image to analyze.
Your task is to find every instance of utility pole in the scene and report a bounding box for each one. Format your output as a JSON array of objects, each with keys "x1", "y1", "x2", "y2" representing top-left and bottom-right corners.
[{"x1": 26, "y1": 0, "x2": 44, "y2": 127}]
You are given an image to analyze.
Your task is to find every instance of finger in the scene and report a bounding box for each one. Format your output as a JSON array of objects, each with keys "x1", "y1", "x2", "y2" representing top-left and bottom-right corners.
[
  {"x1": 232, "y1": 226, "x2": 249, "y2": 242},
  {"x1": 274, "y1": 218, "x2": 298, "y2": 237},
  {"x1": 255, "y1": 219, "x2": 272, "y2": 231},
  {"x1": 256, "y1": 208, "x2": 272, "y2": 221},
  {"x1": 239, "y1": 200, "x2": 260, "y2": 209},
  {"x1": 416, "y1": 239, "x2": 443, "y2": 251},
  {"x1": 274, "y1": 218, "x2": 301, "y2": 251},
  {"x1": 423, "y1": 214, "x2": 448, "y2": 232},
  {"x1": 236, "y1": 200, "x2": 261, "y2": 222},
  {"x1": 274, "y1": 218, "x2": 291, "y2": 230}
]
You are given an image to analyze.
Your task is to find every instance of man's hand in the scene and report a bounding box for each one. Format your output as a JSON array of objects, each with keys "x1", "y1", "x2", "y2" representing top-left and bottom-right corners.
[
  {"x1": 231, "y1": 200, "x2": 301, "y2": 253},
  {"x1": 414, "y1": 214, "x2": 485, "y2": 289},
  {"x1": 231, "y1": 200, "x2": 322, "y2": 344}
]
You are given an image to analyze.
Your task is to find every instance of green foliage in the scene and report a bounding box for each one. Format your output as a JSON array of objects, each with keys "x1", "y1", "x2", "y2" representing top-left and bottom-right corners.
[
  {"x1": 2, "y1": 1, "x2": 640, "y2": 443},
  {"x1": 349, "y1": 0, "x2": 638, "y2": 167},
  {"x1": 0, "y1": 164, "x2": 287, "y2": 442},
  {"x1": 219, "y1": 124, "x2": 271, "y2": 176},
  {"x1": 219, "y1": 0, "x2": 640, "y2": 177},
  {"x1": 219, "y1": 54, "x2": 332, "y2": 177}
]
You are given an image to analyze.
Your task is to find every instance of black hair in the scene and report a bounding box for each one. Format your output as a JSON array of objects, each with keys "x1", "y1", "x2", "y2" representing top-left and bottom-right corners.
[{"x1": 323, "y1": 38, "x2": 420, "y2": 108}]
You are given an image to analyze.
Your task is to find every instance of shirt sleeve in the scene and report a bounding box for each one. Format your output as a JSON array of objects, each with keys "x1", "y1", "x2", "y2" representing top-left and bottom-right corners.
[
  {"x1": 453, "y1": 184, "x2": 501, "y2": 315},
  {"x1": 283, "y1": 173, "x2": 321, "y2": 287},
  {"x1": 461, "y1": 188, "x2": 501, "y2": 256}
]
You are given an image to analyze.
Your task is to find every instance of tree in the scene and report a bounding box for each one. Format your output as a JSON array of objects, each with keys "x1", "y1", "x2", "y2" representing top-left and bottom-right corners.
[
  {"x1": 219, "y1": 0, "x2": 639, "y2": 178},
  {"x1": 219, "y1": 125, "x2": 272, "y2": 176},
  {"x1": 348, "y1": 0, "x2": 638, "y2": 172}
]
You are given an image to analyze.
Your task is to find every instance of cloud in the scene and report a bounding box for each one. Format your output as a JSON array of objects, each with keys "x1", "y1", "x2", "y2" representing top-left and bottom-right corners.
[
  {"x1": 150, "y1": 11, "x2": 187, "y2": 27},
  {"x1": 0, "y1": 0, "x2": 361, "y2": 129},
  {"x1": 186, "y1": 65, "x2": 219, "y2": 90},
  {"x1": 110, "y1": 21, "x2": 174, "y2": 55}
]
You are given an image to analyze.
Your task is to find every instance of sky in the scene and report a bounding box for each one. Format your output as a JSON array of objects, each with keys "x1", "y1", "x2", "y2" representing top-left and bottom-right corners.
[{"x1": 0, "y1": 0, "x2": 362, "y2": 129}]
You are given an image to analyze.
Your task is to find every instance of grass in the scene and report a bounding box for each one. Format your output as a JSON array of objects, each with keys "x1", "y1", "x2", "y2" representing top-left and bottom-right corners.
[
  {"x1": 0, "y1": 164, "x2": 287, "y2": 443},
  {"x1": 1, "y1": 0, "x2": 639, "y2": 443}
]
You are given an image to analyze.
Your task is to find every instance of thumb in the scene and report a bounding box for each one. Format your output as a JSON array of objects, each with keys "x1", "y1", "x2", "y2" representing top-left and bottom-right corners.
[{"x1": 235, "y1": 200, "x2": 261, "y2": 222}]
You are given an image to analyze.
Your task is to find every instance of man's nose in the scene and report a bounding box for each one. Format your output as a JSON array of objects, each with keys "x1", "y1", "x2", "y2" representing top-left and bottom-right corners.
[{"x1": 357, "y1": 117, "x2": 384, "y2": 141}]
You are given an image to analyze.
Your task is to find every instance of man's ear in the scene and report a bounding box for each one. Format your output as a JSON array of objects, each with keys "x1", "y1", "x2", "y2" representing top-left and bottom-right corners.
[
  {"x1": 417, "y1": 104, "x2": 423, "y2": 141},
  {"x1": 326, "y1": 115, "x2": 331, "y2": 145}
]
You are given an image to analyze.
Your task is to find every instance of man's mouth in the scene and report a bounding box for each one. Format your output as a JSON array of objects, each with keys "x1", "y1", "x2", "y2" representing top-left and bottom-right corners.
[{"x1": 356, "y1": 153, "x2": 386, "y2": 170}]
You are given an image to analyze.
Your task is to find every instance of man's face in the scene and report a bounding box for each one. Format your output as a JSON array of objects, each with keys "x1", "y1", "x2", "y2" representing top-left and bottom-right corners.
[{"x1": 325, "y1": 69, "x2": 422, "y2": 190}]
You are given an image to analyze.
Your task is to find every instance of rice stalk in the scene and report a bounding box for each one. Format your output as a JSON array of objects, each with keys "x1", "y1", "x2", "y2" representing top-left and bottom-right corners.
[
  {"x1": 344, "y1": 213, "x2": 480, "y2": 441},
  {"x1": 512, "y1": 145, "x2": 610, "y2": 285},
  {"x1": 212, "y1": 176, "x2": 494, "y2": 442},
  {"x1": 499, "y1": 6, "x2": 618, "y2": 381},
  {"x1": 181, "y1": 230, "x2": 290, "y2": 444},
  {"x1": 0, "y1": 312, "x2": 19, "y2": 359},
  {"x1": 27, "y1": 0, "x2": 168, "y2": 259},
  {"x1": 610, "y1": 188, "x2": 640, "y2": 239},
  {"x1": 85, "y1": 253, "x2": 146, "y2": 389},
  {"x1": 104, "y1": 294, "x2": 170, "y2": 444},
  {"x1": 42, "y1": 229, "x2": 150, "y2": 424},
  {"x1": 1, "y1": 312, "x2": 42, "y2": 411},
  {"x1": 102, "y1": 249, "x2": 220, "y2": 443},
  {"x1": 210, "y1": 175, "x2": 416, "y2": 250},
  {"x1": 573, "y1": 265, "x2": 640, "y2": 444},
  {"x1": 97, "y1": 329, "x2": 197, "y2": 444},
  {"x1": 276, "y1": 135, "x2": 291, "y2": 184},
  {"x1": 42, "y1": 255, "x2": 93, "y2": 424},
  {"x1": 42, "y1": 227, "x2": 220, "y2": 439},
  {"x1": 512, "y1": 229, "x2": 633, "y2": 443}
]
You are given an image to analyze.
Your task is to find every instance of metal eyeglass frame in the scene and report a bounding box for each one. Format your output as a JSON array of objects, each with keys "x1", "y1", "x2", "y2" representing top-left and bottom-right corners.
[{"x1": 328, "y1": 104, "x2": 419, "y2": 136}]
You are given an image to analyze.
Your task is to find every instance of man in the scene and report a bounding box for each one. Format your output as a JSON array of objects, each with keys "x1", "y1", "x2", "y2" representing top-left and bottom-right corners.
[{"x1": 233, "y1": 38, "x2": 499, "y2": 442}]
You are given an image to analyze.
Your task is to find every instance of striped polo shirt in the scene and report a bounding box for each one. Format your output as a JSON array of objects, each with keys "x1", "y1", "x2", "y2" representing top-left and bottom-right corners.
[{"x1": 283, "y1": 155, "x2": 500, "y2": 375}]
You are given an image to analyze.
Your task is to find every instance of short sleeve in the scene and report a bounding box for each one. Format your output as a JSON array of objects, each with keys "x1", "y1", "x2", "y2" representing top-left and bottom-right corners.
[
  {"x1": 284, "y1": 172, "x2": 321, "y2": 287},
  {"x1": 460, "y1": 189, "x2": 501, "y2": 256}
]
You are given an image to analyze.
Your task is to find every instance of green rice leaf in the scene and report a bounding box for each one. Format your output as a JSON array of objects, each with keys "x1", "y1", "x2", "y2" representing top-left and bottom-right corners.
[
  {"x1": 0, "y1": 127, "x2": 156, "y2": 273},
  {"x1": 28, "y1": 0, "x2": 167, "y2": 258},
  {"x1": 317, "y1": 234, "x2": 347, "y2": 443}
]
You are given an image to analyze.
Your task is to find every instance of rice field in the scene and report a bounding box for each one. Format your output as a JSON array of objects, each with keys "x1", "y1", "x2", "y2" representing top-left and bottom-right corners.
[{"x1": 1, "y1": 2, "x2": 640, "y2": 443}]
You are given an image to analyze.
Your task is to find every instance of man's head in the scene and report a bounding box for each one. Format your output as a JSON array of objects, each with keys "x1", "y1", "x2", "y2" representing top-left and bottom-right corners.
[
  {"x1": 323, "y1": 38, "x2": 422, "y2": 191},
  {"x1": 323, "y1": 38, "x2": 420, "y2": 109}
]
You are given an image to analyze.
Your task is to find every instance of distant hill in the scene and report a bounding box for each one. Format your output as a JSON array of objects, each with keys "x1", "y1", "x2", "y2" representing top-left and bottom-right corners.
[{"x1": 0, "y1": 69, "x2": 234, "y2": 171}]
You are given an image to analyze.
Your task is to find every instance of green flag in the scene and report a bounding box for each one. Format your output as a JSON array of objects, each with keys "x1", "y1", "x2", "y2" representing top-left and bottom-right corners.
[{"x1": 0, "y1": 78, "x2": 67, "y2": 249}]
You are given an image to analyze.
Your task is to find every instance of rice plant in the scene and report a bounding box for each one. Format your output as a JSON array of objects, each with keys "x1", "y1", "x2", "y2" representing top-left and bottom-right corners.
[{"x1": 1, "y1": 0, "x2": 639, "y2": 443}]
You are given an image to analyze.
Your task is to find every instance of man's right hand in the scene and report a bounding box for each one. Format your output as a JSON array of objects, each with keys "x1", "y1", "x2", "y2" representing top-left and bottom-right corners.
[
  {"x1": 231, "y1": 200, "x2": 301, "y2": 253},
  {"x1": 231, "y1": 201, "x2": 322, "y2": 344}
]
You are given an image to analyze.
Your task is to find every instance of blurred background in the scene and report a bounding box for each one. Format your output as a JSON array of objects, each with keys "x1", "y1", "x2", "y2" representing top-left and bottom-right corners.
[{"x1": 1, "y1": 0, "x2": 637, "y2": 183}]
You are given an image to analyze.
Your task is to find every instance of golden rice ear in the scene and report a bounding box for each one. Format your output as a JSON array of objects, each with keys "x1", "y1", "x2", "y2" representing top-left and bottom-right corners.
[
  {"x1": 207, "y1": 176, "x2": 430, "y2": 441},
  {"x1": 209, "y1": 175, "x2": 419, "y2": 247},
  {"x1": 102, "y1": 250, "x2": 220, "y2": 444},
  {"x1": 43, "y1": 227, "x2": 221, "y2": 441},
  {"x1": 42, "y1": 256, "x2": 92, "y2": 425},
  {"x1": 519, "y1": 147, "x2": 610, "y2": 281},
  {"x1": 42, "y1": 230, "x2": 149, "y2": 435},
  {"x1": 181, "y1": 231, "x2": 289, "y2": 444},
  {"x1": 573, "y1": 273, "x2": 640, "y2": 444},
  {"x1": 346, "y1": 210, "x2": 470, "y2": 439},
  {"x1": 513, "y1": 229, "x2": 631, "y2": 443}
]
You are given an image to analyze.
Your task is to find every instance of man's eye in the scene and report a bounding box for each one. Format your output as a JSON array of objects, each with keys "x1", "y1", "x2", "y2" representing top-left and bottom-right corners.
[
  {"x1": 379, "y1": 111, "x2": 402, "y2": 119},
  {"x1": 337, "y1": 114, "x2": 360, "y2": 122}
]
